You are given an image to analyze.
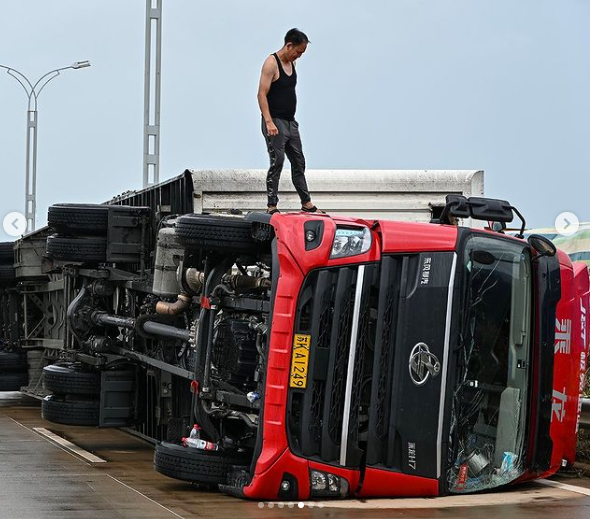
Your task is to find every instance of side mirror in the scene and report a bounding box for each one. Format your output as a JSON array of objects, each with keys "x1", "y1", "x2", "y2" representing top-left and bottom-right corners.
[
  {"x1": 439, "y1": 194, "x2": 470, "y2": 224},
  {"x1": 527, "y1": 234, "x2": 557, "y2": 258},
  {"x1": 490, "y1": 221, "x2": 507, "y2": 233},
  {"x1": 445, "y1": 195, "x2": 471, "y2": 218},
  {"x1": 469, "y1": 197, "x2": 513, "y2": 223}
]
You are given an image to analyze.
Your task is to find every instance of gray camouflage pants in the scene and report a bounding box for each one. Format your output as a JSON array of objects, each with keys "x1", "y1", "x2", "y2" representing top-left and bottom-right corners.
[{"x1": 262, "y1": 117, "x2": 311, "y2": 207}]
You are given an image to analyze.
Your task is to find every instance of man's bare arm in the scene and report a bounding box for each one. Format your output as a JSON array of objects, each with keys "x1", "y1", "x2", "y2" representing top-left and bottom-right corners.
[{"x1": 257, "y1": 57, "x2": 279, "y2": 136}]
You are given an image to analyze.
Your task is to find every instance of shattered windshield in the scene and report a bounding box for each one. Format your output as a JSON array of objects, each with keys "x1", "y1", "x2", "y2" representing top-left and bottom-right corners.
[{"x1": 448, "y1": 235, "x2": 532, "y2": 493}]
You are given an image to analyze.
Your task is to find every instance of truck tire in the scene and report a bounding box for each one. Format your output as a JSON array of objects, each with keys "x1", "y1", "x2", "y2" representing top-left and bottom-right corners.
[
  {"x1": 0, "y1": 352, "x2": 28, "y2": 372},
  {"x1": 41, "y1": 395, "x2": 99, "y2": 426},
  {"x1": 175, "y1": 214, "x2": 258, "y2": 253},
  {"x1": 0, "y1": 264, "x2": 16, "y2": 281},
  {"x1": 43, "y1": 364, "x2": 101, "y2": 396},
  {"x1": 0, "y1": 372, "x2": 28, "y2": 391},
  {"x1": 46, "y1": 234, "x2": 107, "y2": 262},
  {"x1": 48, "y1": 204, "x2": 109, "y2": 235},
  {"x1": 154, "y1": 441, "x2": 250, "y2": 485},
  {"x1": 0, "y1": 242, "x2": 14, "y2": 263}
]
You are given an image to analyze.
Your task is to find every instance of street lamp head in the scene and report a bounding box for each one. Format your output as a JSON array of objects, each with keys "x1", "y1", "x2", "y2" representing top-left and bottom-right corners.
[{"x1": 72, "y1": 61, "x2": 91, "y2": 69}]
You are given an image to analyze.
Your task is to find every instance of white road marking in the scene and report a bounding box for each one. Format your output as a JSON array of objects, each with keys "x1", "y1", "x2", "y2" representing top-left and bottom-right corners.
[
  {"x1": 536, "y1": 478, "x2": 590, "y2": 497},
  {"x1": 9, "y1": 418, "x2": 91, "y2": 467},
  {"x1": 107, "y1": 474, "x2": 187, "y2": 519},
  {"x1": 12, "y1": 420, "x2": 186, "y2": 517},
  {"x1": 33, "y1": 427, "x2": 106, "y2": 463},
  {"x1": 6, "y1": 415, "x2": 185, "y2": 517},
  {"x1": 9, "y1": 416, "x2": 34, "y2": 432}
]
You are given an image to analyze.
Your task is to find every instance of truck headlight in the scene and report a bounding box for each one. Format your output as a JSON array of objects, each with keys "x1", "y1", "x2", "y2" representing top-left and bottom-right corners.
[
  {"x1": 309, "y1": 469, "x2": 349, "y2": 498},
  {"x1": 330, "y1": 226, "x2": 372, "y2": 259}
]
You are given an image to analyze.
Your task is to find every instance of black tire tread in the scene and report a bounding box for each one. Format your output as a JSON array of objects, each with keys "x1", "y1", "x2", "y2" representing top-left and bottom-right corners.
[
  {"x1": 0, "y1": 242, "x2": 14, "y2": 262},
  {"x1": 154, "y1": 441, "x2": 249, "y2": 485},
  {"x1": 0, "y1": 352, "x2": 28, "y2": 371},
  {"x1": 0, "y1": 264, "x2": 16, "y2": 281},
  {"x1": 46, "y1": 235, "x2": 107, "y2": 262},
  {"x1": 175, "y1": 214, "x2": 257, "y2": 252},
  {"x1": 41, "y1": 395, "x2": 99, "y2": 426},
  {"x1": 43, "y1": 364, "x2": 101, "y2": 396},
  {"x1": 48, "y1": 204, "x2": 109, "y2": 235},
  {"x1": 0, "y1": 372, "x2": 28, "y2": 391}
]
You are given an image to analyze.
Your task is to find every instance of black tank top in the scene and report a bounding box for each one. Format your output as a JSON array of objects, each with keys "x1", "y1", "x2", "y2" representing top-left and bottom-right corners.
[{"x1": 267, "y1": 53, "x2": 297, "y2": 121}]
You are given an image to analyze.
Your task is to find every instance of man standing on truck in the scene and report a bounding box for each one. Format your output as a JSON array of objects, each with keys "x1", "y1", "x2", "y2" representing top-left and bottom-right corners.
[{"x1": 257, "y1": 28, "x2": 323, "y2": 215}]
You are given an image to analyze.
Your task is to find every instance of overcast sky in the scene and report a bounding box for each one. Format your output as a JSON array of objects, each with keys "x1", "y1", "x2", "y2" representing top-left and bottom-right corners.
[{"x1": 1, "y1": 0, "x2": 589, "y2": 241}]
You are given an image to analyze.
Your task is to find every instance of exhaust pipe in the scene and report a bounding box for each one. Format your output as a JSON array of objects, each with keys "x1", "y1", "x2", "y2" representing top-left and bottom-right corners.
[
  {"x1": 92, "y1": 310, "x2": 191, "y2": 342},
  {"x1": 155, "y1": 293, "x2": 192, "y2": 316},
  {"x1": 185, "y1": 268, "x2": 271, "y2": 295}
]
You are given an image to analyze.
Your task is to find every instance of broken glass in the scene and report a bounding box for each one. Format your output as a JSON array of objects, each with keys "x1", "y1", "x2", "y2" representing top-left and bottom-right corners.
[{"x1": 448, "y1": 236, "x2": 532, "y2": 492}]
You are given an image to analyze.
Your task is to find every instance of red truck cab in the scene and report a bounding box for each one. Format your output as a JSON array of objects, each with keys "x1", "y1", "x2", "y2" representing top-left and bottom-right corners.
[{"x1": 234, "y1": 197, "x2": 589, "y2": 500}]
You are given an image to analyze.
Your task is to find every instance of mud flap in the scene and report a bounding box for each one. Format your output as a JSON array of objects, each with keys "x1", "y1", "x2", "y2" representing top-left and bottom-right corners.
[
  {"x1": 106, "y1": 206, "x2": 150, "y2": 263},
  {"x1": 99, "y1": 369, "x2": 136, "y2": 427}
]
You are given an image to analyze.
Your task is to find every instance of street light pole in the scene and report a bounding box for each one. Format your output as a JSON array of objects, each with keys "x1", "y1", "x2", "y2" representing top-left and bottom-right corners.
[
  {"x1": 0, "y1": 61, "x2": 91, "y2": 232},
  {"x1": 143, "y1": 0, "x2": 162, "y2": 187}
]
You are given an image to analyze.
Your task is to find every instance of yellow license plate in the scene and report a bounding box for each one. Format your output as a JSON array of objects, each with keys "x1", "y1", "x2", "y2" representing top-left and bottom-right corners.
[{"x1": 289, "y1": 334, "x2": 311, "y2": 388}]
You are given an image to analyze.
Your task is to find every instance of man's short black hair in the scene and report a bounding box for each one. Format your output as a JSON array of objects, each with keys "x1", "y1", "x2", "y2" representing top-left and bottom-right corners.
[{"x1": 284, "y1": 28, "x2": 310, "y2": 46}]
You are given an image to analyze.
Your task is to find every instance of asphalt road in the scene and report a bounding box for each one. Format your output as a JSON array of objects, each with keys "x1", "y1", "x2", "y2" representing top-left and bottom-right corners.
[{"x1": 1, "y1": 391, "x2": 589, "y2": 519}]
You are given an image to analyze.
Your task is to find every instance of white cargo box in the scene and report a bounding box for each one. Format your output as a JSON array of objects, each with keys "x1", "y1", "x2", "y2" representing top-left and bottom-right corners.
[{"x1": 190, "y1": 169, "x2": 484, "y2": 222}]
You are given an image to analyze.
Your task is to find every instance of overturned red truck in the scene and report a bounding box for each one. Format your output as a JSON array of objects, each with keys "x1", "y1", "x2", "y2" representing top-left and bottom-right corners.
[
  {"x1": 198, "y1": 195, "x2": 589, "y2": 499},
  {"x1": 1, "y1": 188, "x2": 587, "y2": 501}
]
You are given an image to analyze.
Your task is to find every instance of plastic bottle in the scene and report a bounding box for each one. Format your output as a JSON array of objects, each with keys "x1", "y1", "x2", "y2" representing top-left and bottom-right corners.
[
  {"x1": 189, "y1": 424, "x2": 201, "y2": 439},
  {"x1": 182, "y1": 436, "x2": 220, "y2": 451}
]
